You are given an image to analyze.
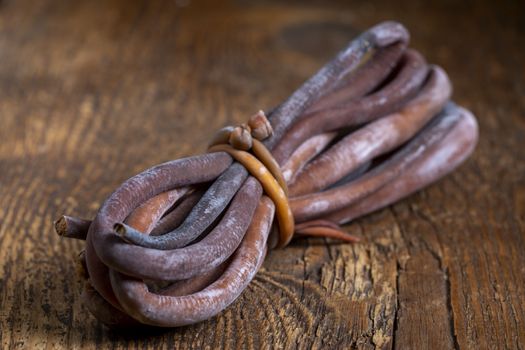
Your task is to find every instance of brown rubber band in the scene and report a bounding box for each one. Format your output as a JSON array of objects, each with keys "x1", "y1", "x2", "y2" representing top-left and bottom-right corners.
[
  {"x1": 207, "y1": 143, "x2": 294, "y2": 248},
  {"x1": 251, "y1": 139, "x2": 289, "y2": 196}
]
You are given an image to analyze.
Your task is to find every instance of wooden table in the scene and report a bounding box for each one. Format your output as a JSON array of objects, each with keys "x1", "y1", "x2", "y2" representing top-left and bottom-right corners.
[{"x1": 1, "y1": 0, "x2": 523, "y2": 349}]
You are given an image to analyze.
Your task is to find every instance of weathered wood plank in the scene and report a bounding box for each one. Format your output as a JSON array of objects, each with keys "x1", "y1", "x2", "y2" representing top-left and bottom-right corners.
[{"x1": 0, "y1": 0, "x2": 524, "y2": 349}]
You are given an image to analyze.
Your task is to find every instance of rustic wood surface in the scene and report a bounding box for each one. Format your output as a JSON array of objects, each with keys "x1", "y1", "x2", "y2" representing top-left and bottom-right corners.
[{"x1": 0, "y1": 0, "x2": 524, "y2": 349}]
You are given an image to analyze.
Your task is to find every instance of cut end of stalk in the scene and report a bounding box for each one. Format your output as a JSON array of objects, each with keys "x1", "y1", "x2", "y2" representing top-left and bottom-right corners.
[
  {"x1": 54, "y1": 216, "x2": 67, "y2": 236},
  {"x1": 114, "y1": 223, "x2": 148, "y2": 246},
  {"x1": 54, "y1": 215, "x2": 90, "y2": 240},
  {"x1": 113, "y1": 223, "x2": 127, "y2": 236}
]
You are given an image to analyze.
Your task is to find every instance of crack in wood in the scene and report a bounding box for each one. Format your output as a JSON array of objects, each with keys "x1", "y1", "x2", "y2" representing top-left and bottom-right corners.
[{"x1": 445, "y1": 267, "x2": 460, "y2": 350}]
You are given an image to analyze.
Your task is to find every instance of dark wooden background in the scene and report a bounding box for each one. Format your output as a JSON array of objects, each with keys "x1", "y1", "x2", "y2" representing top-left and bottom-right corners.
[{"x1": 0, "y1": 0, "x2": 524, "y2": 349}]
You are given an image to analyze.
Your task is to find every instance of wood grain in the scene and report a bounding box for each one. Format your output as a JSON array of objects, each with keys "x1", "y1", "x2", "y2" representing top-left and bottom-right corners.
[{"x1": 0, "y1": 0, "x2": 524, "y2": 349}]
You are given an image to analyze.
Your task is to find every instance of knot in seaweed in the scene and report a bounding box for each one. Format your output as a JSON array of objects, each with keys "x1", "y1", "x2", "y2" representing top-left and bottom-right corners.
[
  {"x1": 209, "y1": 110, "x2": 273, "y2": 151},
  {"x1": 207, "y1": 110, "x2": 293, "y2": 248}
]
